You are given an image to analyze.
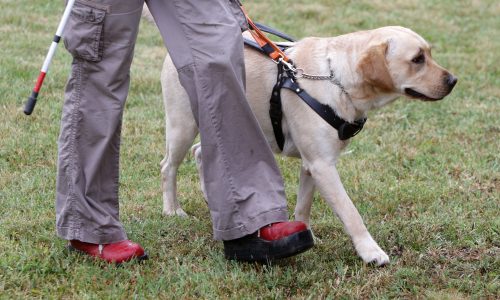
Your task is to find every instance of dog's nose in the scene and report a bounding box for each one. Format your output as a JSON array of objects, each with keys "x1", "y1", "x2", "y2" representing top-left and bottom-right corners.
[{"x1": 446, "y1": 74, "x2": 458, "y2": 89}]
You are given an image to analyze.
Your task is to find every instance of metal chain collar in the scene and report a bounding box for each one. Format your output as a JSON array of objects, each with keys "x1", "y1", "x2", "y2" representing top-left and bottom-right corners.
[
  {"x1": 275, "y1": 57, "x2": 352, "y2": 99},
  {"x1": 297, "y1": 69, "x2": 350, "y2": 98},
  {"x1": 277, "y1": 58, "x2": 350, "y2": 98}
]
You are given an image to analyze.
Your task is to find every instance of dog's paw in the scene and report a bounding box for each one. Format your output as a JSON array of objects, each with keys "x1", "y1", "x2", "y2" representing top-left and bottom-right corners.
[
  {"x1": 359, "y1": 247, "x2": 390, "y2": 266},
  {"x1": 355, "y1": 237, "x2": 390, "y2": 267},
  {"x1": 163, "y1": 208, "x2": 188, "y2": 217}
]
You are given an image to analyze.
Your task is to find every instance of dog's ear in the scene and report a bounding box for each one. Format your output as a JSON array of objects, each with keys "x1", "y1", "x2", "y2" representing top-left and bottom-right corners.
[{"x1": 357, "y1": 42, "x2": 394, "y2": 92}]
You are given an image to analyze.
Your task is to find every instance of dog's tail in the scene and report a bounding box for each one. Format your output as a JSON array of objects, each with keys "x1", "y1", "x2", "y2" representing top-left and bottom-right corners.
[{"x1": 142, "y1": 5, "x2": 155, "y2": 24}]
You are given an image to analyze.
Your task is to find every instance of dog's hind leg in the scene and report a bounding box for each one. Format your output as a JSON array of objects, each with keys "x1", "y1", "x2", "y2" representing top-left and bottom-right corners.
[
  {"x1": 191, "y1": 142, "x2": 208, "y2": 202},
  {"x1": 160, "y1": 120, "x2": 197, "y2": 216},
  {"x1": 307, "y1": 160, "x2": 390, "y2": 266},
  {"x1": 294, "y1": 165, "x2": 315, "y2": 227}
]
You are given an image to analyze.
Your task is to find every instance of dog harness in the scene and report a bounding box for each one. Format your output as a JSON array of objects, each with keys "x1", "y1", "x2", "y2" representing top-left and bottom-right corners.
[
  {"x1": 271, "y1": 62, "x2": 367, "y2": 149},
  {"x1": 243, "y1": 19, "x2": 367, "y2": 151}
]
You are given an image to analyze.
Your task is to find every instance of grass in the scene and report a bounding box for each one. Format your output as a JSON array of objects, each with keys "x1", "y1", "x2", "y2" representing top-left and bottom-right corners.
[{"x1": 0, "y1": 0, "x2": 499, "y2": 298}]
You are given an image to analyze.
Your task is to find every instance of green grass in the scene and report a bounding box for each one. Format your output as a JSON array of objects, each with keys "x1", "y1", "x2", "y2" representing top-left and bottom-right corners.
[{"x1": 1, "y1": 0, "x2": 499, "y2": 298}]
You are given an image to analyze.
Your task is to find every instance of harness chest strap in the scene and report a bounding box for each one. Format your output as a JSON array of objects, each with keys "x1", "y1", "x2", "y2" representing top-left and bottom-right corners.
[{"x1": 281, "y1": 78, "x2": 367, "y2": 141}]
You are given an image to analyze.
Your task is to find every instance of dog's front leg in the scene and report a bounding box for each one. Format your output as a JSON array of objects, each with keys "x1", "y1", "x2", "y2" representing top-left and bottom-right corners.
[
  {"x1": 294, "y1": 165, "x2": 315, "y2": 227},
  {"x1": 308, "y1": 161, "x2": 390, "y2": 266}
]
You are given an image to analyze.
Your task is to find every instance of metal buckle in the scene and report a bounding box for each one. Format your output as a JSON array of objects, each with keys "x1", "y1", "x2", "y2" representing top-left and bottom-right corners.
[{"x1": 278, "y1": 57, "x2": 296, "y2": 72}]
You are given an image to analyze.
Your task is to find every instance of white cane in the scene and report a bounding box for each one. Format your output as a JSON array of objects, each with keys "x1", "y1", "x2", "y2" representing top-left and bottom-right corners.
[{"x1": 24, "y1": 0, "x2": 76, "y2": 115}]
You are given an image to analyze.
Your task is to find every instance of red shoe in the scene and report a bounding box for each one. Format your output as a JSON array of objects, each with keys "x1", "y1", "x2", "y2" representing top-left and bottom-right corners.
[
  {"x1": 68, "y1": 240, "x2": 148, "y2": 264},
  {"x1": 224, "y1": 221, "x2": 314, "y2": 262},
  {"x1": 259, "y1": 221, "x2": 308, "y2": 241}
]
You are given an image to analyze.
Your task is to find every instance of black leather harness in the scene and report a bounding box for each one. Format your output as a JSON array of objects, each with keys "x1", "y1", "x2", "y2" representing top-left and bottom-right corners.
[{"x1": 244, "y1": 24, "x2": 366, "y2": 151}]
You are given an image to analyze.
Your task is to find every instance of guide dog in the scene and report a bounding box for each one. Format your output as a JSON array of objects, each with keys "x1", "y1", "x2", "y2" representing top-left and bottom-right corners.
[{"x1": 159, "y1": 26, "x2": 457, "y2": 266}]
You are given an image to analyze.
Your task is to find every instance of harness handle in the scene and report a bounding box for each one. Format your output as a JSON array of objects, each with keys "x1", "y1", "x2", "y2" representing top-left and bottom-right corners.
[{"x1": 239, "y1": 5, "x2": 292, "y2": 63}]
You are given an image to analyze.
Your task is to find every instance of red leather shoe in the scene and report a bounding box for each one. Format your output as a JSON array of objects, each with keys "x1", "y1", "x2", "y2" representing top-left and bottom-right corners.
[
  {"x1": 68, "y1": 240, "x2": 148, "y2": 264},
  {"x1": 259, "y1": 221, "x2": 308, "y2": 241},
  {"x1": 224, "y1": 221, "x2": 314, "y2": 262}
]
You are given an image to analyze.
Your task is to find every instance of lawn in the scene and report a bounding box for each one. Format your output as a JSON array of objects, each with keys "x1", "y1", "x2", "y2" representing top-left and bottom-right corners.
[{"x1": 0, "y1": 0, "x2": 498, "y2": 298}]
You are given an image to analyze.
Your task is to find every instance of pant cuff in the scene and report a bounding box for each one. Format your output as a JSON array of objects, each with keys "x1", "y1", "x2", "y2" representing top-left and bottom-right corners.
[
  {"x1": 56, "y1": 226, "x2": 128, "y2": 244},
  {"x1": 213, "y1": 208, "x2": 289, "y2": 241}
]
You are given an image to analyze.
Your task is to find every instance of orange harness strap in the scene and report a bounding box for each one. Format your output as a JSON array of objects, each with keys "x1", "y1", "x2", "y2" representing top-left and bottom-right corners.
[{"x1": 239, "y1": 5, "x2": 292, "y2": 63}]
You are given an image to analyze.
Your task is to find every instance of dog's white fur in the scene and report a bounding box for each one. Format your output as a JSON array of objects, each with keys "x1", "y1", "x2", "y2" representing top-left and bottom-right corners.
[{"x1": 159, "y1": 26, "x2": 455, "y2": 266}]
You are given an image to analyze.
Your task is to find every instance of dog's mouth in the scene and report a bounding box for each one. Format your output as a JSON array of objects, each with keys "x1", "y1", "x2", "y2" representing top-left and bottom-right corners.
[{"x1": 404, "y1": 88, "x2": 444, "y2": 101}]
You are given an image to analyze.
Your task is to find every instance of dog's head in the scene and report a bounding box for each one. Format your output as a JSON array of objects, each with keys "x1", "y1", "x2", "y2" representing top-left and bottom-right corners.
[{"x1": 357, "y1": 26, "x2": 457, "y2": 101}]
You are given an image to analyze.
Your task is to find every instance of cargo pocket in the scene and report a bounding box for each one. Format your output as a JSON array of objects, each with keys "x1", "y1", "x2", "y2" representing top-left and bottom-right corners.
[
  {"x1": 63, "y1": 0, "x2": 107, "y2": 62},
  {"x1": 228, "y1": 0, "x2": 249, "y2": 31}
]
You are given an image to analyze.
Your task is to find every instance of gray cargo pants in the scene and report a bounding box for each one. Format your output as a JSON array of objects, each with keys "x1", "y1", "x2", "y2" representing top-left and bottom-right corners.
[{"x1": 56, "y1": 0, "x2": 288, "y2": 244}]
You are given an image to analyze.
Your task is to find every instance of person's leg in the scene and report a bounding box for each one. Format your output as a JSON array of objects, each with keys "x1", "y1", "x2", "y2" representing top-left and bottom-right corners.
[
  {"x1": 146, "y1": 0, "x2": 289, "y2": 241},
  {"x1": 148, "y1": 0, "x2": 314, "y2": 261},
  {"x1": 56, "y1": 0, "x2": 146, "y2": 262}
]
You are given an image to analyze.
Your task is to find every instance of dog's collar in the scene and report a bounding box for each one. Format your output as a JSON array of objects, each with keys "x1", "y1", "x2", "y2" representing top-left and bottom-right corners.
[
  {"x1": 270, "y1": 62, "x2": 367, "y2": 151},
  {"x1": 294, "y1": 58, "x2": 353, "y2": 102}
]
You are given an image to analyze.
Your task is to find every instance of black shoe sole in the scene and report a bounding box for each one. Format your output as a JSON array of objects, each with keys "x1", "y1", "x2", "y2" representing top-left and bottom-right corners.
[
  {"x1": 67, "y1": 245, "x2": 149, "y2": 264},
  {"x1": 224, "y1": 229, "x2": 314, "y2": 262}
]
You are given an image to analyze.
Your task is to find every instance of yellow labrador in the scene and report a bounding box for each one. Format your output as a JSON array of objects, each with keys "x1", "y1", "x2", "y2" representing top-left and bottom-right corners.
[{"x1": 159, "y1": 26, "x2": 457, "y2": 266}]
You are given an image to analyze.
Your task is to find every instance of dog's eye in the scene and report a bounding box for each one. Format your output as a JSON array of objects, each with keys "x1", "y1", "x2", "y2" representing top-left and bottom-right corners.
[{"x1": 412, "y1": 54, "x2": 425, "y2": 64}]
